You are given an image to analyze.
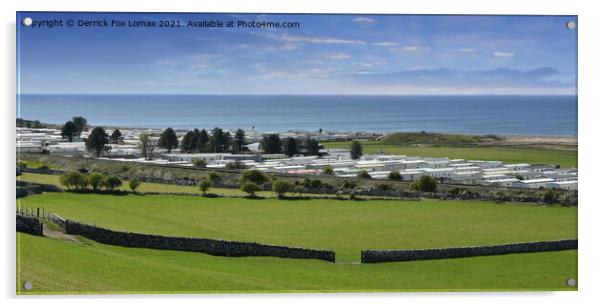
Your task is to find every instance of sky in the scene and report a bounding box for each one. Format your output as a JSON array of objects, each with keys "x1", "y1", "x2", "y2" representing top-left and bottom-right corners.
[{"x1": 17, "y1": 12, "x2": 577, "y2": 95}]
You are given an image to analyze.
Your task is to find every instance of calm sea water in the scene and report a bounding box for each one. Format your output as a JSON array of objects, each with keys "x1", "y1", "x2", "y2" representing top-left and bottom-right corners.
[{"x1": 17, "y1": 95, "x2": 577, "y2": 136}]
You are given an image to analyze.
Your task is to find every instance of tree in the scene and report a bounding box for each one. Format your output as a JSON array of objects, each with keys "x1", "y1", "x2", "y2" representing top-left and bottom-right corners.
[
  {"x1": 191, "y1": 159, "x2": 206, "y2": 167},
  {"x1": 87, "y1": 172, "x2": 105, "y2": 191},
  {"x1": 350, "y1": 140, "x2": 363, "y2": 160},
  {"x1": 272, "y1": 179, "x2": 292, "y2": 198},
  {"x1": 283, "y1": 137, "x2": 299, "y2": 157},
  {"x1": 388, "y1": 170, "x2": 402, "y2": 180},
  {"x1": 357, "y1": 170, "x2": 371, "y2": 178},
  {"x1": 209, "y1": 127, "x2": 231, "y2": 153},
  {"x1": 322, "y1": 166, "x2": 334, "y2": 175},
  {"x1": 412, "y1": 175, "x2": 437, "y2": 192},
  {"x1": 241, "y1": 181, "x2": 261, "y2": 198},
  {"x1": 239, "y1": 169, "x2": 270, "y2": 185},
  {"x1": 262, "y1": 134, "x2": 282, "y2": 154},
  {"x1": 305, "y1": 138, "x2": 321, "y2": 156},
  {"x1": 110, "y1": 129, "x2": 123, "y2": 144},
  {"x1": 86, "y1": 127, "x2": 110, "y2": 157},
  {"x1": 60, "y1": 121, "x2": 78, "y2": 142},
  {"x1": 180, "y1": 130, "x2": 198, "y2": 153},
  {"x1": 72, "y1": 116, "x2": 88, "y2": 135},
  {"x1": 195, "y1": 129, "x2": 209, "y2": 152},
  {"x1": 199, "y1": 179, "x2": 211, "y2": 195},
  {"x1": 102, "y1": 176, "x2": 122, "y2": 191},
  {"x1": 158, "y1": 127, "x2": 179, "y2": 154},
  {"x1": 129, "y1": 176, "x2": 141, "y2": 192},
  {"x1": 60, "y1": 171, "x2": 88, "y2": 190},
  {"x1": 233, "y1": 128, "x2": 246, "y2": 154},
  {"x1": 139, "y1": 133, "x2": 155, "y2": 160}
]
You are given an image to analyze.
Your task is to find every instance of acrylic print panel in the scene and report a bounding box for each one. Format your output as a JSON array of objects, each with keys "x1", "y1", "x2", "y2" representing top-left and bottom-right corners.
[{"x1": 16, "y1": 12, "x2": 577, "y2": 294}]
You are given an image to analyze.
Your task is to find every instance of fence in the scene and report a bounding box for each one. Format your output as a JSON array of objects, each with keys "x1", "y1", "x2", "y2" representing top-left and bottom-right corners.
[
  {"x1": 65, "y1": 219, "x2": 335, "y2": 262},
  {"x1": 361, "y1": 239, "x2": 578, "y2": 263},
  {"x1": 16, "y1": 213, "x2": 43, "y2": 236}
]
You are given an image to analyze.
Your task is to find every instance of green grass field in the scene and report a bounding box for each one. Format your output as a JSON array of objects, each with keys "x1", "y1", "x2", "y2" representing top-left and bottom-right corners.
[
  {"x1": 18, "y1": 192, "x2": 577, "y2": 262},
  {"x1": 17, "y1": 233, "x2": 577, "y2": 293},
  {"x1": 322, "y1": 141, "x2": 577, "y2": 168}
]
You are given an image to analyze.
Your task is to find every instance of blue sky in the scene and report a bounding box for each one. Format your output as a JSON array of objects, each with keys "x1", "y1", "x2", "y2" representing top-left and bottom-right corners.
[{"x1": 17, "y1": 12, "x2": 577, "y2": 95}]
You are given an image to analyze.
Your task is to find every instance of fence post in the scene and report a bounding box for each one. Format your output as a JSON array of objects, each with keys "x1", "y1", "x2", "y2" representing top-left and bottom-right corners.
[{"x1": 37, "y1": 208, "x2": 40, "y2": 218}]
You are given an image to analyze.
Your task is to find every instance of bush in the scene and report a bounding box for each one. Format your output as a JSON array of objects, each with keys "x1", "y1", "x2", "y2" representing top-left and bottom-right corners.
[
  {"x1": 356, "y1": 170, "x2": 371, "y2": 179},
  {"x1": 412, "y1": 175, "x2": 437, "y2": 192},
  {"x1": 240, "y1": 169, "x2": 270, "y2": 185},
  {"x1": 87, "y1": 172, "x2": 105, "y2": 191},
  {"x1": 207, "y1": 171, "x2": 221, "y2": 184},
  {"x1": 387, "y1": 171, "x2": 401, "y2": 180},
  {"x1": 192, "y1": 159, "x2": 207, "y2": 167},
  {"x1": 322, "y1": 166, "x2": 334, "y2": 175},
  {"x1": 199, "y1": 179, "x2": 211, "y2": 195},
  {"x1": 375, "y1": 183, "x2": 392, "y2": 191},
  {"x1": 17, "y1": 161, "x2": 27, "y2": 169},
  {"x1": 225, "y1": 161, "x2": 246, "y2": 169},
  {"x1": 240, "y1": 181, "x2": 261, "y2": 197},
  {"x1": 102, "y1": 176, "x2": 122, "y2": 192},
  {"x1": 272, "y1": 179, "x2": 292, "y2": 198},
  {"x1": 59, "y1": 171, "x2": 88, "y2": 190},
  {"x1": 129, "y1": 176, "x2": 141, "y2": 192},
  {"x1": 294, "y1": 185, "x2": 304, "y2": 197},
  {"x1": 543, "y1": 189, "x2": 558, "y2": 204}
]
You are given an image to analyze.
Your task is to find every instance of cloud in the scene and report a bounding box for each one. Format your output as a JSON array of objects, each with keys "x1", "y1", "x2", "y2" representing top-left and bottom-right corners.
[
  {"x1": 281, "y1": 33, "x2": 365, "y2": 45},
  {"x1": 254, "y1": 32, "x2": 366, "y2": 45},
  {"x1": 352, "y1": 17, "x2": 375, "y2": 24},
  {"x1": 455, "y1": 48, "x2": 476, "y2": 53},
  {"x1": 494, "y1": 51, "x2": 514, "y2": 57},
  {"x1": 388, "y1": 46, "x2": 431, "y2": 52},
  {"x1": 373, "y1": 41, "x2": 399, "y2": 47},
  {"x1": 344, "y1": 67, "x2": 572, "y2": 89},
  {"x1": 327, "y1": 52, "x2": 351, "y2": 60}
]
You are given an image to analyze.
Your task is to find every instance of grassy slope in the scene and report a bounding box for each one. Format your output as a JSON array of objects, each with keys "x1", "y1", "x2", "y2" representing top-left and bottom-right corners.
[
  {"x1": 18, "y1": 192, "x2": 577, "y2": 262},
  {"x1": 322, "y1": 141, "x2": 577, "y2": 168},
  {"x1": 18, "y1": 172, "x2": 276, "y2": 197},
  {"x1": 17, "y1": 233, "x2": 577, "y2": 293}
]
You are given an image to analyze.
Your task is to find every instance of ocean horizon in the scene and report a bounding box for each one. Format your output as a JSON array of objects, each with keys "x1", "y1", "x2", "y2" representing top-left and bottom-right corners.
[{"x1": 17, "y1": 94, "x2": 577, "y2": 136}]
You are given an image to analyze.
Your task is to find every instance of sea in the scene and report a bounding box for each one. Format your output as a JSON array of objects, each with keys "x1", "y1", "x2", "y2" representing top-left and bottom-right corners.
[{"x1": 17, "y1": 94, "x2": 577, "y2": 136}]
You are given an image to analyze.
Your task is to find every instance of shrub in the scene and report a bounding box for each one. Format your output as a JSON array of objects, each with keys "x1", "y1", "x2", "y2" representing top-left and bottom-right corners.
[
  {"x1": 272, "y1": 179, "x2": 292, "y2": 198},
  {"x1": 129, "y1": 176, "x2": 141, "y2": 192},
  {"x1": 375, "y1": 183, "x2": 392, "y2": 191},
  {"x1": 102, "y1": 176, "x2": 122, "y2": 192},
  {"x1": 240, "y1": 169, "x2": 270, "y2": 185},
  {"x1": 17, "y1": 161, "x2": 27, "y2": 169},
  {"x1": 240, "y1": 181, "x2": 261, "y2": 197},
  {"x1": 87, "y1": 172, "x2": 105, "y2": 191},
  {"x1": 448, "y1": 187, "x2": 465, "y2": 196},
  {"x1": 60, "y1": 171, "x2": 88, "y2": 190},
  {"x1": 225, "y1": 161, "x2": 246, "y2": 169},
  {"x1": 412, "y1": 175, "x2": 437, "y2": 192},
  {"x1": 294, "y1": 185, "x2": 304, "y2": 197},
  {"x1": 192, "y1": 159, "x2": 207, "y2": 167},
  {"x1": 339, "y1": 180, "x2": 357, "y2": 189},
  {"x1": 322, "y1": 166, "x2": 334, "y2": 175},
  {"x1": 349, "y1": 190, "x2": 357, "y2": 200},
  {"x1": 199, "y1": 179, "x2": 211, "y2": 195},
  {"x1": 207, "y1": 171, "x2": 221, "y2": 184},
  {"x1": 357, "y1": 170, "x2": 371, "y2": 179},
  {"x1": 387, "y1": 171, "x2": 401, "y2": 180},
  {"x1": 543, "y1": 189, "x2": 558, "y2": 204}
]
